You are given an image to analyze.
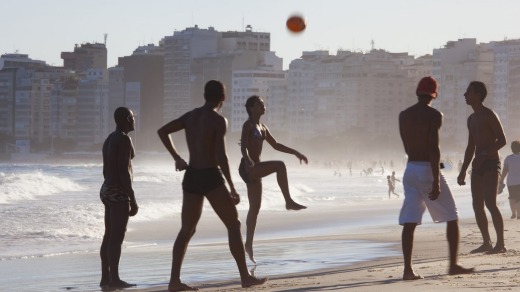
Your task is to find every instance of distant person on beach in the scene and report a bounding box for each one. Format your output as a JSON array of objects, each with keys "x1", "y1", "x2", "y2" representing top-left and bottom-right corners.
[
  {"x1": 391, "y1": 171, "x2": 400, "y2": 185},
  {"x1": 99, "y1": 107, "x2": 139, "y2": 288},
  {"x1": 499, "y1": 140, "x2": 520, "y2": 219},
  {"x1": 399, "y1": 76, "x2": 474, "y2": 280},
  {"x1": 239, "y1": 95, "x2": 307, "y2": 263},
  {"x1": 387, "y1": 175, "x2": 399, "y2": 199},
  {"x1": 157, "y1": 80, "x2": 267, "y2": 291},
  {"x1": 457, "y1": 81, "x2": 507, "y2": 254}
]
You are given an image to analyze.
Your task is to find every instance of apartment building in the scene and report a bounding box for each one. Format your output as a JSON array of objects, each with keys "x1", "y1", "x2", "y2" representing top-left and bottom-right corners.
[
  {"x1": 432, "y1": 39, "x2": 494, "y2": 150},
  {"x1": 230, "y1": 69, "x2": 286, "y2": 133}
]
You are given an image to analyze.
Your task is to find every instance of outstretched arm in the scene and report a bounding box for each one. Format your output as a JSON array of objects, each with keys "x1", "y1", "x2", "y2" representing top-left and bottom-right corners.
[
  {"x1": 265, "y1": 126, "x2": 308, "y2": 164},
  {"x1": 157, "y1": 113, "x2": 188, "y2": 171}
]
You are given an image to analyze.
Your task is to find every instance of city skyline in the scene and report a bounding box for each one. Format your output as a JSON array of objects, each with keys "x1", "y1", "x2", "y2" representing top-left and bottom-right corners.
[{"x1": 3, "y1": 0, "x2": 520, "y2": 69}]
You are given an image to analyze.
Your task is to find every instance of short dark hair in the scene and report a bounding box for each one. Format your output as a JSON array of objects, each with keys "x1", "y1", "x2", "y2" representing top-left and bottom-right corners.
[
  {"x1": 204, "y1": 80, "x2": 225, "y2": 102},
  {"x1": 245, "y1": 95, "x2": 261, "y2": 116},
  {"x1": 469, "y1": 81, "x2": 487, "y2": 101},
  {"x1": 114, "y1": 107, "x2": 131, "y2": 126},
  {"x1": 512, "y1": 140, "x2": 520, "y2": 154}
]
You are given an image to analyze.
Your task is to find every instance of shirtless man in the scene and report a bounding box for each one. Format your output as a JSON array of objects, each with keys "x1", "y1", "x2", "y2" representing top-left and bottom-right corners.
[
  {"x1": 399, "y1": 76, "x2": 473, "y2": 280},
  {"x1": 157, "y1": 80, "x2": 267, "y2": 291},
  {"x1": 239, "y1": 95, "x2": 307, "y2": 263},
  {"x1": 457, "y1": 81, "x2": 507, "y2": 254},
  {"x1": 99, "y1": 107, "x2": 139, "y2": 288}
]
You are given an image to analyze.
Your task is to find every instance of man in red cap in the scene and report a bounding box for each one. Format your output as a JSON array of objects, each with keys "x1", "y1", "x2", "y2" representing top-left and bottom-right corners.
[
  {"x1": 457, "y1": 81, "x2": 507, "y2": 254},
  {"x1": 398, "y1": 76, "x2": 473, "y2": 280},
  {"x1": 158, "y1": 80, "x2": 267, "y2": 291}
]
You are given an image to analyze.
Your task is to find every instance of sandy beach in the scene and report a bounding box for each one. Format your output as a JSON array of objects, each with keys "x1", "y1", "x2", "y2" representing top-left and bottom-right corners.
[
  {"x1": 132, "y1": 203, "x2": 520, "y2": 292},
  {"x1": 3, "y1": 164, "x2": 518, "y2": 292}
]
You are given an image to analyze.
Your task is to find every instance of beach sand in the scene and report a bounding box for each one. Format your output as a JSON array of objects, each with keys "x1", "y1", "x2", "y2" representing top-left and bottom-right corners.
[{"x1": 133, "y1": 208, "x2": 520, "y2": 292}]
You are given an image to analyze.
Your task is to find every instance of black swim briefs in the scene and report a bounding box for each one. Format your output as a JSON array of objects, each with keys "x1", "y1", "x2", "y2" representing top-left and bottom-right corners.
[
  {"x1": 182, "y1": 167, "x2": 225, "y2": 195},
  {"x1": 471, "y1": 159, "x2": 501, "y2": 176}
]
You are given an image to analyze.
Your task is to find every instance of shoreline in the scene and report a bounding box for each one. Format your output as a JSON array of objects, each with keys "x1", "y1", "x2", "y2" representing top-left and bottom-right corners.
[{"x1": 138, "y1": 216, "x2": 520, "y2": 292}]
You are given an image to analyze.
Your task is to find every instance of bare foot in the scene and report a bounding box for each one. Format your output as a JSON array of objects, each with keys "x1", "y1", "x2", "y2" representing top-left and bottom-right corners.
[
  {"x1": 403, "y1": 271, "x2": 423, "y2": 280},
  {"x1": 241, "y1": 275, "x2": 267, "y2": 288},
  {"x1": 486, "y1": 245, "x2": 507, "y2": 254},
  {"x1": 470, "y1": 243, "x2": 493, "y2": 254},
  {"x1": 168, "y1": 282, "x2": 198, "y2": 291},
  {"x1": 286, "y1": 200, "x2": 307, "y2": 210},
  {"x1": 109, "y1": 280, "x2": 136, "y2": 288},
  {"x1": 245, "y1": 243, "x2": 256, "y2": 264},
  {"x1": 449, "y1": 265, "x2": 475, "y2": 275}
]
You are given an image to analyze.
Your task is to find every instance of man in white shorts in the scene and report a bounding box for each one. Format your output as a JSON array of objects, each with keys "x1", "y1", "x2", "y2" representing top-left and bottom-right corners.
[{"x1": 398, "y1": 76, "x2": 474, "y2": 280}]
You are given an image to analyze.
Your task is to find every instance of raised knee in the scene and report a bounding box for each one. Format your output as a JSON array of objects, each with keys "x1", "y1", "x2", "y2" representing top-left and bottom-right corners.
[{"x1": 276, "y1": 161, "x2": 287, "y2": 171}]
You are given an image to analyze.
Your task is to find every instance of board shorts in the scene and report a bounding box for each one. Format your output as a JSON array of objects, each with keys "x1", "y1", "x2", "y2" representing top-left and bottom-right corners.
[
  {"x1": 399, "y1": 162, "x2": 459, "y2": 225},
  {"x1": 508, "y1": 184, "x2": 520, "y2": 202}
]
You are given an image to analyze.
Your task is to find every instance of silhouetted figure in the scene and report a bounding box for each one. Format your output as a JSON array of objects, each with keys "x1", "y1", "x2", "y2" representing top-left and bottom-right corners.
[
  {"x1": 387, "y1": 175, "x2": 399, "y2": 199},
  {"x1": 158, "y1": 81, "x2": 267, "y2": 291},
  {"x1": 499, "y1": 141, "x2": 520, "y2": 219},
  {"x1": 100, "y1": 107, "x2": 139, "y2": 288},
  {"x1": 399, "y1": 77, "x2": 473, "y2": 280},
  {"x1": 239, "y1": 95, "x2": 307, "y2": 264},
  {"x1": 457, "y1": 81, "x2": 507, "y2": 254}
]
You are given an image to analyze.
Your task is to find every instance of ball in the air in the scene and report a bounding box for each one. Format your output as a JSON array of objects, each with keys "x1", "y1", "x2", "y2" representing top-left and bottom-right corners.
[{"x1": 286, "y1": 15, "x2": 306, "y2": 33}]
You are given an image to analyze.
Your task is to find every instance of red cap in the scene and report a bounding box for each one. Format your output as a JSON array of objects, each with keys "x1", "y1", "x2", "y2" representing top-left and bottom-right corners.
[{"x1": 416, "y1": 76, "x2": 438, "y2": 98}]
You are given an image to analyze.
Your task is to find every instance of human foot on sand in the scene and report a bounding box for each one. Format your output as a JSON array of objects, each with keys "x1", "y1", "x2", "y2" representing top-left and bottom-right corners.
[
  {"x1": 449, "y1": 265, "x2": 475, "y2": 275},
  {"x1": 470, "y1": 243, "x2": 493, "y2": 254},
  {"x1": 486, "y1": 245, "x2": 507, "y2": 254},
  {"x1": 245, "y1": 243, "x2": 256, "y2": 264},
  {"x1": 168, "y1": 282, "x2": 199, "y2": 291},
  {"x1": 286, "y1": 200, "x2": 307, "y2": 210},
  {"x1": 403, "y1": 270, "x2": 423, "y2": 280},
  {"x1": 108, "y1": 280, "x2": 136, "y2": 288},
  {"x1": 241, "y1": 275, "x2": 268, "y2": 288}
]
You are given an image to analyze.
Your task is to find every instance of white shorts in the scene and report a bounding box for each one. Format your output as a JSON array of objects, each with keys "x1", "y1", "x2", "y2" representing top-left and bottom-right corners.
[{"x1": 399, "y1": 162, "x2": 459, "y2": 225}]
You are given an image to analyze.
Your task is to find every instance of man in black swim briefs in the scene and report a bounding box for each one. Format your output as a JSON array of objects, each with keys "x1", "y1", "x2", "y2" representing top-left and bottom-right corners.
[
  {"x1": 157, "y1": 80, "x2": 267, "y2": 292},
  {"x1": 99, "y1": 107, "x2": 139, "y2": 288},
  {"x1": 458, "y1": 81, "x2": 507, "y2": 254}
]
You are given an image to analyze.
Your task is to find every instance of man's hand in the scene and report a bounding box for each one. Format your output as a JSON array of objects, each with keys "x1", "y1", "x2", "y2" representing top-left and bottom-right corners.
[
  {"x1": 175, "y1": 157, "x2": 188, "y2": 171},
  {"x1": 230, "y1": 188, "x2": 240, "y2": 205},
  {"x1": 429, "y1": 182, "x2": 440, "y2": 201},
  {"x1": 457, "y1": 172, "x2": 466, "y2": 186},
  {"x1": 129, "y1": 201, "x2": 139, "y2": 216},
  {"x1": 296, "y1": 152, "x2": 308, "y2": 164}
]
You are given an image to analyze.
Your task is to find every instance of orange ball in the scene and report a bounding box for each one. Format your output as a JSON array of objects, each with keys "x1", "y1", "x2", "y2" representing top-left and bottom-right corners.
[{"x1": 286, "y1": 15, "x2": 306, "y2": 33}]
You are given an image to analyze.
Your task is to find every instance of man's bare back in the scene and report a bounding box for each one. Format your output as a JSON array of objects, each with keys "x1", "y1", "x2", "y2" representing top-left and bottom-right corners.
[
  {"x1": 399, "y1": 103, "x2": 442, "y2": 162},
  {"x1": 182, "y1": 106, "x2": 226, "y2": 169}
]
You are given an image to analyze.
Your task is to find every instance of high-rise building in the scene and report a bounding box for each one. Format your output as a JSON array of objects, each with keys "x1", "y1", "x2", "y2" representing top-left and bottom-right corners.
[
  {"x1": 75, "y1": 69, "x2": 109, "y2": 150},
  {"x1": 230, "y1": 69, "x2": 286, "y2": 133},
  {"x1": 161, "y1": 25, "x2": 275, "y2": 124},
  {"x1": 432, "y1": 39, "x2": 494, "y2": 150},
  {"x1": 115, "y1": 46, "x2": 165, "y2": 150},
  {"x1": 61, "y1": 43, "x2": 107, "y2": 72},
  {"x1": 492, "y1": 39, "x2": 520, "y2": 141}
]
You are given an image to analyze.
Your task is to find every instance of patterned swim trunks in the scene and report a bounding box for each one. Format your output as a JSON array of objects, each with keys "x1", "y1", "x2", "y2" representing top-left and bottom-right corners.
[{"x1": 100, "y1": 183, "x2": 129, "y2": 204}]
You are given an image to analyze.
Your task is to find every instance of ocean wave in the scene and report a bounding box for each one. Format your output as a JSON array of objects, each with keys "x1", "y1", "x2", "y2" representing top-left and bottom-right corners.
[{"x1": 0, "y1": 171, "x2": 85, "y2": 204}]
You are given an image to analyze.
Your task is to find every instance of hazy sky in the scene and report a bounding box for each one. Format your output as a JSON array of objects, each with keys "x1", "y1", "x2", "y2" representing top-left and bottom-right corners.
[{"x1": 2, "y1": 0, "x2": 519, "y2": 69}]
